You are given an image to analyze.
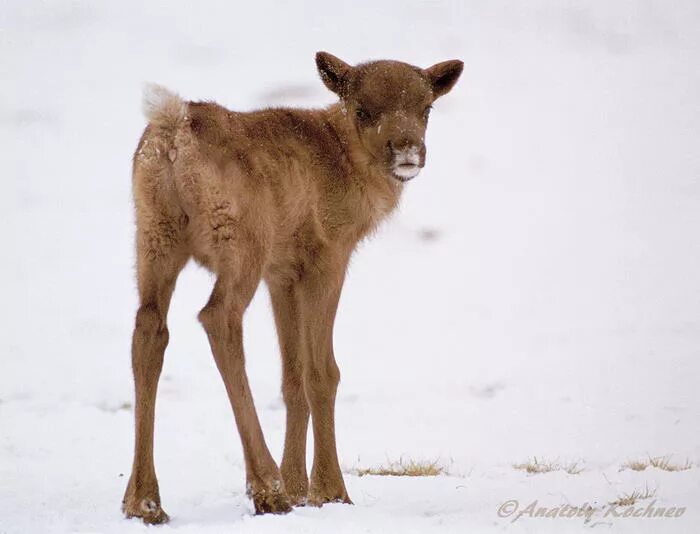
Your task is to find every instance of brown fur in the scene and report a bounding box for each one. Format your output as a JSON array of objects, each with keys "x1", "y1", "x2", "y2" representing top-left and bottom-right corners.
[{"x1": 122, "y1": 52, "x2": 462, "y2": 523}]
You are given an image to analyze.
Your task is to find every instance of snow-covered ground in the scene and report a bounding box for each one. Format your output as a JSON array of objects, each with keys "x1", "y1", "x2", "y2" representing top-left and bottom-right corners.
[{"x1": 1, "y1": 1, "x2": 699, "y2": 532}]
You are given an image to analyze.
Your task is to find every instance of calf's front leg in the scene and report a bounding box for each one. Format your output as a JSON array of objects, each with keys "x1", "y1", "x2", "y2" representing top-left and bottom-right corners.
[
  {"x1": 298, "y1": 260, "x2": 352, "y2": 506},
  {"x1": 269, "y1": 282, "x2": 310, "y2": 506}
]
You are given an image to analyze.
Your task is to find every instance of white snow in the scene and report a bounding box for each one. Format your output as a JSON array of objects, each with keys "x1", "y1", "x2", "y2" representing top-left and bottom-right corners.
[{"x1": 1, "y1": 1, "x2": 699, "y2": 533}]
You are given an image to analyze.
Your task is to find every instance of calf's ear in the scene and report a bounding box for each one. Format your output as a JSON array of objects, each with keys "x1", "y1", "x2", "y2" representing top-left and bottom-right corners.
[
  {"x1": 316, "y1": 52, "x2": 352, "y2": 96},
  {"x1": 424, "y1": 60, "x2": 464, "y2": 98}
]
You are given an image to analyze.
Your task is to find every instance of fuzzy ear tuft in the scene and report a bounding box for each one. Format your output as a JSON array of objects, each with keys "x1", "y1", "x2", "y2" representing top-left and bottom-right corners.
[
  {"x1": 424, "y1": 60, "x2": 464, "y2": 99},
  {"x1": 315, "y1": 51, "x2": 352, "y2": 96}
]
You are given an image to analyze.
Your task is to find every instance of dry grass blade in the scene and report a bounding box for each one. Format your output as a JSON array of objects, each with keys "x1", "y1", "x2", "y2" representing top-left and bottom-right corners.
[
  {"x1": 610, "y1": 485, "x2": 657, "y2": 507},
  {"x1": 620, "y1": 456, "x2": 693, "y2": 473},
  {"x1": 513, "y1": 457, "x2": 583, "y2": 475},
  {"x1": 648, "y1": 456, "x2": 693, "y2": 472},
  {"x1": 351, "y1": 458, "x2": 447, "y2": 477},
  {"x1": 620, "y1": 460, "x2": 648, "y2": 472}
]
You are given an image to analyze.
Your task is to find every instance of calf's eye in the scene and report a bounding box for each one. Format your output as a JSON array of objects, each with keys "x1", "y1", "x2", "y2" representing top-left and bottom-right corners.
[{"x1": 355, "y1": 108, "x2": 370, "y2": 121}]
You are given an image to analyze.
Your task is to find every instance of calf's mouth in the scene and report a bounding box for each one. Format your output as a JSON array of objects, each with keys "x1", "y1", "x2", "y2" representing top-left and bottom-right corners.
[{"x1": 391, "y1": 148, "x2": 422, "y2": 182}]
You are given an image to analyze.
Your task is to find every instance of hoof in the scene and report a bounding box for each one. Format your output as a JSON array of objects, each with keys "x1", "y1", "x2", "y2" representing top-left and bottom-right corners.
[
  {"x1": 247, "y1": 480, "x2": 293, "y2": 515},
  {"x1": 281, "y1": 475, "x2": 309, "y2": 507},
  {"x1": 307, "y1": 486, "x2": 352, "y2": 507},
  {"x1": 288, "y1": 494, "x2": 308, "y2": 507},
  {"x1": 122, "y1": 497, "x2": 170, "y2": 525}
]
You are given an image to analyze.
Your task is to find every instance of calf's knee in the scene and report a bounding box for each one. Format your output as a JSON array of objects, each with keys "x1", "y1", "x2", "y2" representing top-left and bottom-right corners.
[
  {"x1": 304, "y1": 356, "x2": 340, "y2": 401},
  {"x1": 132, "y1": 303, "x2": 169, "y2": 369}
]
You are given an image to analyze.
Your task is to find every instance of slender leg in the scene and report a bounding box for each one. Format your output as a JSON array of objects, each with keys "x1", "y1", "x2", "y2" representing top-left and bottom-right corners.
[
  {"x1": 123, "y1": 240, "x2": 187, "y2": 524},
  {"x1": 199, "y1": 261, "x2": 292, "y2": 515},
  {"x1": 298, "y1": 258, "x2": 352, "y2": 506},
  {"x1": 269, "y1": 282, "x2": 310, "y2": 506}
]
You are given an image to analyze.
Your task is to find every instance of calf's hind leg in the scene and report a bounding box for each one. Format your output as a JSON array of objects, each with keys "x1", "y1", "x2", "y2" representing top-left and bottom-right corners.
[
  {"x1": 123, "y1": 228, "x2": 187, "y2": 524},
  {"x1": 198, "y1": 251, "x2": 292, "y2": 514}
]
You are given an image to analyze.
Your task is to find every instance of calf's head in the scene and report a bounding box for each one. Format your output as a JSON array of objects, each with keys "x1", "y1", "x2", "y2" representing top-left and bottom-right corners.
[{"x1": 316, "y1": 52, "x2": 463, "y2": 182}]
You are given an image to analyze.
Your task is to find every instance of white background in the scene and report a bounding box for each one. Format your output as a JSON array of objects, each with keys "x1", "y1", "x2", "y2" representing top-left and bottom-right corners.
[{"x1": 1, "y1": 1, "x2": 699, "y2": 532}]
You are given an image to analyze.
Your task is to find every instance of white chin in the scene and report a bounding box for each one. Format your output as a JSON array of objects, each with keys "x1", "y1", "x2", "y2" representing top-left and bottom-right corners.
[{"x1": 392, "y1": 165, "x2": 421, "y2": 182}]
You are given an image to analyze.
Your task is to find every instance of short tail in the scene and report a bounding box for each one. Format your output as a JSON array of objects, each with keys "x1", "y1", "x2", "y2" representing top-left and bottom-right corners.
[{"x1": 142, "y1": 83, "x2": 187, "y2": 130}]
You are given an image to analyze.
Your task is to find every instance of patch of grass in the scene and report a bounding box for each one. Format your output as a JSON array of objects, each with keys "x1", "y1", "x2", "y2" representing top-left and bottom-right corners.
[
  {"x1": 649, "y1": 456, "x2": 693, "y2": 472},
  {"x1": 620, "y1": 459, "x2": 649, "y2": 472},
  {"x1": 610, "y1": 485, "x2": 656, "y2": 507},
  {"x1": 350, "y1": 458, "x2": 448, "y2": 477},
  {"x1": 513, "y1": 457, "x2": 583, "y2": 475},
  {"x1": 620, "y1": 456, "x2": 693, "y2": 473}
]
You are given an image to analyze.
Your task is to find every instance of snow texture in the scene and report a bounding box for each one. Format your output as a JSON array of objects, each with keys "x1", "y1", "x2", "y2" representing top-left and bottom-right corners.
[{"x1": 1, "y1": 1, "x2": 699, "y2": 533}]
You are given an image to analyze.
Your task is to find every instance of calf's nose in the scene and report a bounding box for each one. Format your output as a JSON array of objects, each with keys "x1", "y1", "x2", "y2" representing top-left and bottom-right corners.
[
  {"x1": 389, "y1": 138, "x2": 421, "y2": 153},
  {"x1": 390, "y1": 144, "x2": 421, "y2": 166}
]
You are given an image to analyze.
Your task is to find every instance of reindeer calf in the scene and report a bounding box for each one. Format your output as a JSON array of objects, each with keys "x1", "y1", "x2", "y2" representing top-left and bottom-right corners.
[{"x1": 122, "y1": 52, "x2": 462, "y2": 523}]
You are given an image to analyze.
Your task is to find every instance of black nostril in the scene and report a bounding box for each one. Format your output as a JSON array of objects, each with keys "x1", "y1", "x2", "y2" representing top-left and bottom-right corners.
[{"x1": 392, "y1": 138, "x2": 416, "y2": 152}]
